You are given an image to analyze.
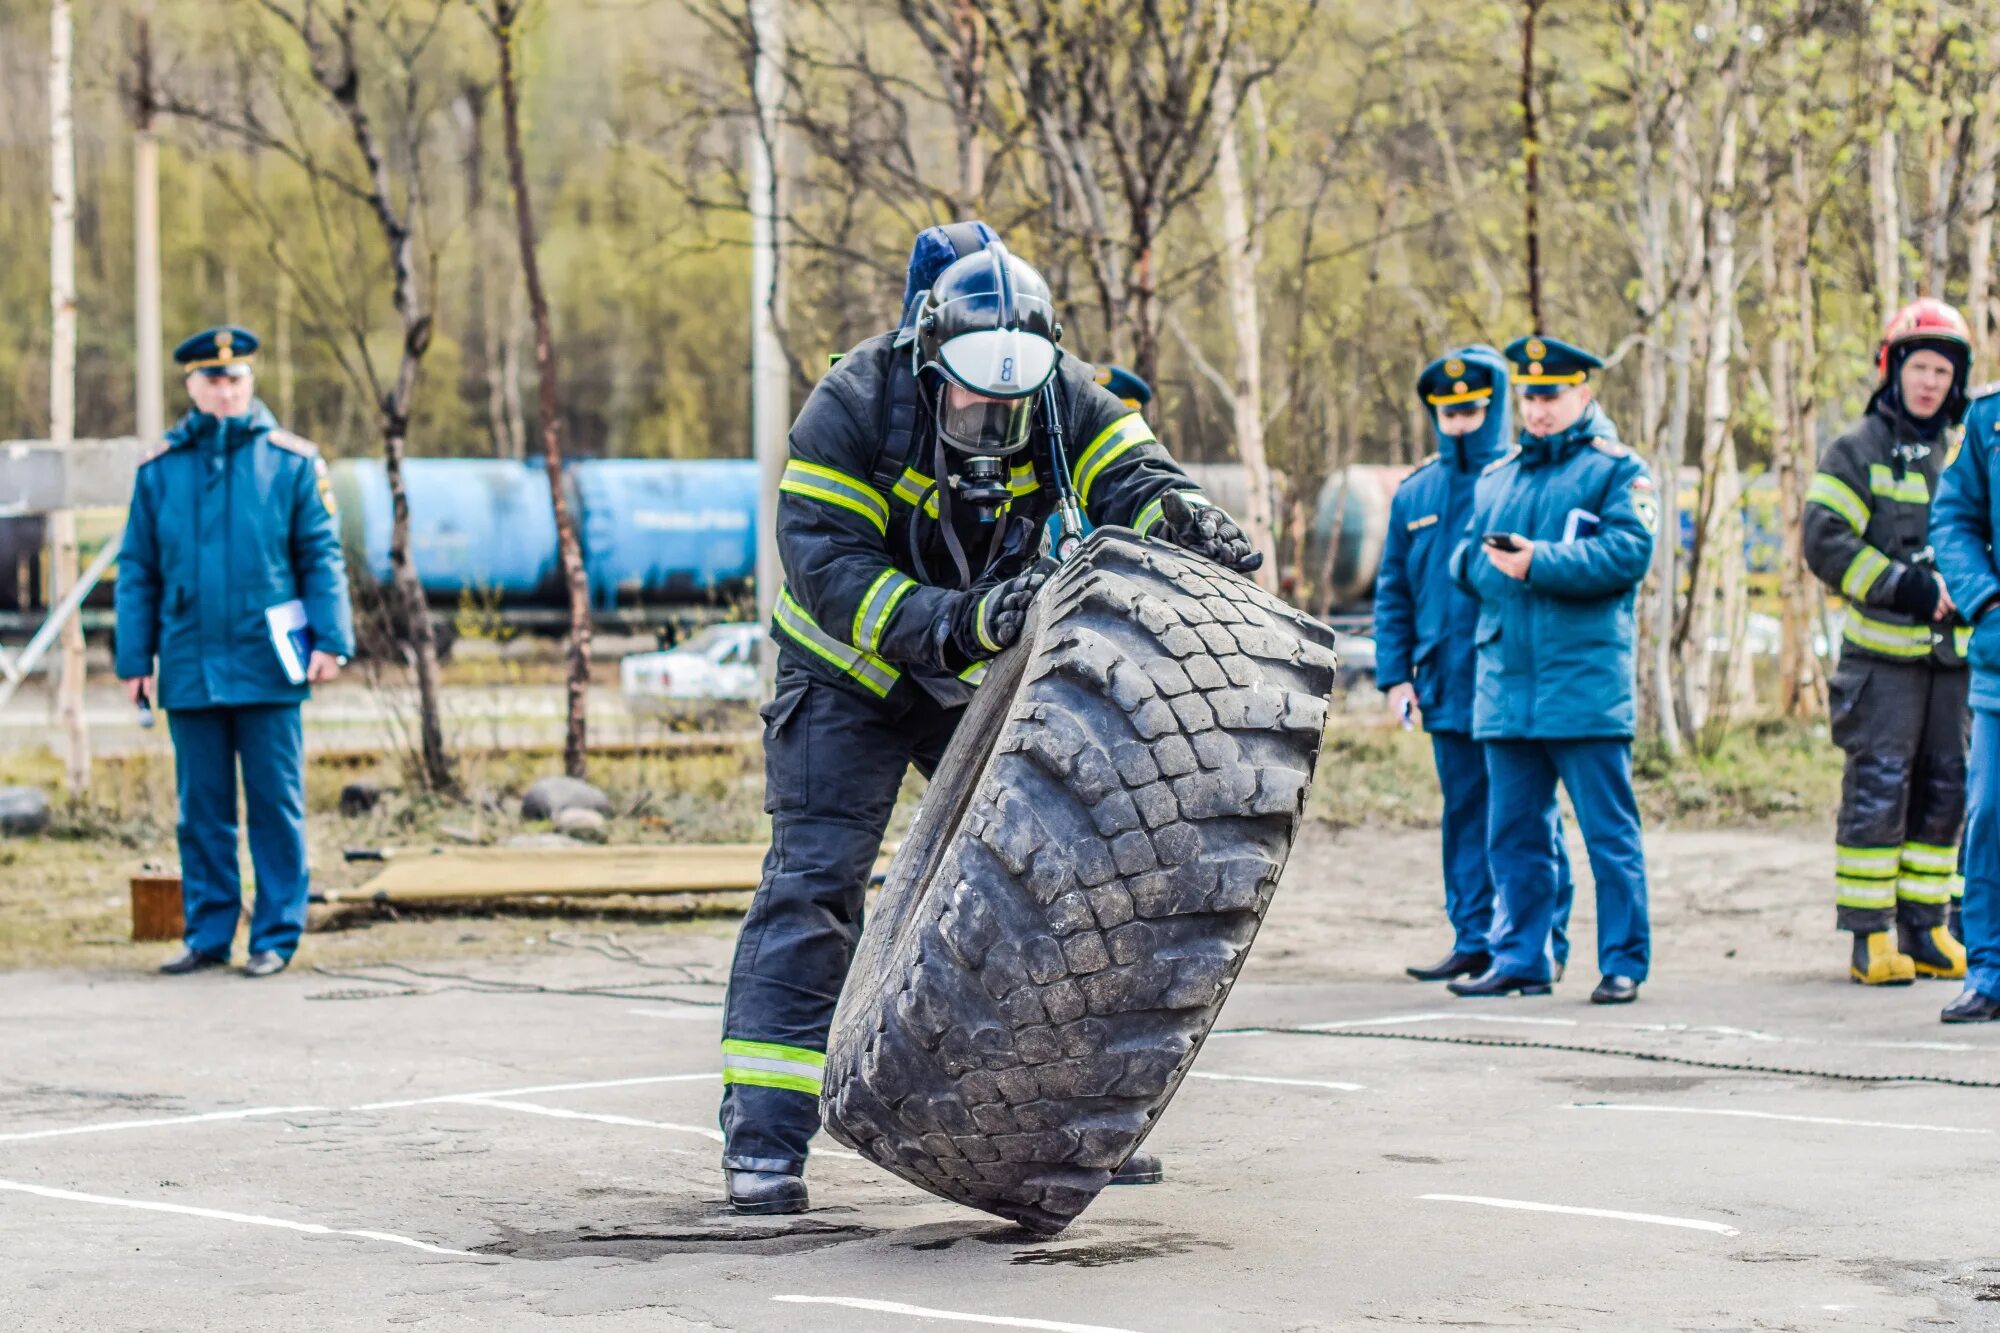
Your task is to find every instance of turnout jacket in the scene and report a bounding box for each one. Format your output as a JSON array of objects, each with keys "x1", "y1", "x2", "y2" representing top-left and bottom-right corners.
[
  {"x1": 113, "y1": 401, "x2": 355, "y2": 711},
  {"x1": 1449, "y1": 404, "x2": 1656, "y2": 741},
  {"x1": 1804, "y1": 402, "x2": 1967, "y2": 668},
  {"x1": 1932, "y1": 386, "x2": 2000, "y2": 711},
  {"x1": 1374, "y1": 345, "x2": 1513, "y2": 734},
  {"x1": 774, "y1": 332, "x2": 1203, "y2": 708}
]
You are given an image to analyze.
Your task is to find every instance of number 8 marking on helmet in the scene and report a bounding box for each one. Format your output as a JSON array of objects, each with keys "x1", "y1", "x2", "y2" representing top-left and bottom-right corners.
[{"x1": 1000, "y1": 355, "x2": 1015, "y2": 385}]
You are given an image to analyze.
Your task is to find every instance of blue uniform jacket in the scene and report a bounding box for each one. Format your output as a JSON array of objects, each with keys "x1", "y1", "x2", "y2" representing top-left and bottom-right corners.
[
  {"x1": 1933, "y1": 387, "x2": 2000, "y2": 714},
  {"x1": 114, "y1": 402, "x2": 355, "y2": 710},
  {"x1": 1374, "y1": 346, "x2": 1513, "y2": 734},
  {"x1": 1449, "y1": 403, "x2": 1656, "y2": 741}
]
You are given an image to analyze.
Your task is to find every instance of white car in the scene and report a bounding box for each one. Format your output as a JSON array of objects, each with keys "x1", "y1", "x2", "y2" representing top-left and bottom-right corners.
[{"x1": 620, "y1": 622, "x2": 764, "y2": 706}]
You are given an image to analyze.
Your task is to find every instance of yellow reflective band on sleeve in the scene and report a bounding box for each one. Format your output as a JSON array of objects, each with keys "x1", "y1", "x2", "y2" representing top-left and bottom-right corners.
[
  {"x1": 852, "y1": 568, "x2": 918, "y2": 654},
  {"x1": 1957, "y1": 624, "x2": 1973, "y2": 656},
  {"x1": 780, "y1": 460, "x2": 891, "y2": 535},
  {"x1": 1843, "y1": 609, "x2": 1936, "y2": 658},
  {"x1": 1009, "y1": 462, "x2": 1040, "y2": 498},
  {"x1": 1074, "y1": 413, "x2": 1158, "y2": 508},
  {"x1": 1133, "y1": 489, "x2": 1208, "y2": 537},
  {"x1": 960, "y1": 660, "x2": 989, "y2": 686},
  {"x1": 773, "y1": 586, "x2": 901, "y2": 697},
  {"x1": 721, "y1": 1038, "x2": 826, "y2": 1097},
  {"x1": 1868, "y1": 463, "x2": 1931, "y2": 505},
  {"x1": 1806, "y1": 472, "x2": 1871, "y2": 532},
  {"x1": 892, "y1": 466, "x2": 941, "y2": 519},
  {"x1": 1840, "y1": 547, "x2": 1891, "y2": 601}
]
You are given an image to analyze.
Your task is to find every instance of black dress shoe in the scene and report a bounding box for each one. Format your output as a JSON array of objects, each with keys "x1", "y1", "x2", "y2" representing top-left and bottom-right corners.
[
  {"x1": 727, "y1": 1169, "x2": 808, "y2": 1215},
  {"x1": 1448, "y1": 967, "x2": 1552, "y2": 998},
  {"x1": 1406, "y1": 950, "x2": 1491, "y2": 982},
  {"x1": 1941, "y1": 988, "x2": 2000, "y2": 1024},
  {"x1": 159, "y1": 949, "x2": 228, "y2": 976},
  {"x1": 1109, "y1": 1150, "x2": 1163, "y2": 1185},
  {"x1": 1591, "y1": 975, "x2": 1640, "y2": 1005},
  {"x1": 242, "y1": 951, "x2": 290, "y2": 978}
]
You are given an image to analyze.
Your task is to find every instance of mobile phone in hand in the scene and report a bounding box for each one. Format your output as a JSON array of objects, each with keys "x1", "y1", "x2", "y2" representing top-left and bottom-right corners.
[{"x1": 1482, "y1": 533, "x2": 1521, "y2": 553}]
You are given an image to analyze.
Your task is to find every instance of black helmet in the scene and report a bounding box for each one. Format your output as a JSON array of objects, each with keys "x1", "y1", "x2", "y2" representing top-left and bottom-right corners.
[{"x1": 915, "y1": 241, "x2": 1062, "y2": 456}]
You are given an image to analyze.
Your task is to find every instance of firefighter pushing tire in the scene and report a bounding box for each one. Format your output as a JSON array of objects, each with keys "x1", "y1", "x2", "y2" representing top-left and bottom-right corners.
[{"x1": 821, "y1": 527, "x2": 1340, "y2": 1234}]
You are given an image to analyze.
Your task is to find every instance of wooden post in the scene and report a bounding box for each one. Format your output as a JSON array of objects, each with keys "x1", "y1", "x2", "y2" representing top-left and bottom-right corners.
[{"x1": 49, "y1": 0, "x2": 88, "y2": 795}]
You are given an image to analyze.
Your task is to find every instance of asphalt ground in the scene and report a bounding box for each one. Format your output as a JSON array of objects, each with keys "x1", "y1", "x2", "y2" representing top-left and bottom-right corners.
[{"x1": 4, "y1": 942, "x2": 1998, "y2": 1331}]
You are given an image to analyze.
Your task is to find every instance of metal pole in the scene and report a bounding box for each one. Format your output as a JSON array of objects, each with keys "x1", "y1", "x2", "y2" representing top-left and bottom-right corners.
[
  {"x1": 0, "y1": 533, "x2": 121, "y2": 711},
  {"x1": 134, "y1": 0, "x2": 164, "y2": 445},
  {"x1": 749, "y1": 0, "x2": 787, "y2": 701}
]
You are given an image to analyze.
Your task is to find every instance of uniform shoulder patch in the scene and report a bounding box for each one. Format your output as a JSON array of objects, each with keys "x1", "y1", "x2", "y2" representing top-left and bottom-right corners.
[
  {"x1": 267, "y1": 429, "x2": 321, "y2": 459},
  {"x1": 138, "y1": 437, "x2": 178, "y2": 466},
  {"x1": 1412, "y1": 452, "x2": 1441, "y2": 471},
  {"x1": 1480, "y1": 446, "x2": 1521, "y2": 476},
  {"x1": 1589, "y1": 437, "x2": 1633, "y2": 459}
]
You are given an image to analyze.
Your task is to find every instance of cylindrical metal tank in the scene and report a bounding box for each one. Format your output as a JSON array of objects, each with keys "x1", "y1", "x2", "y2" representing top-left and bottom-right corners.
[
  {"x1": 331, "y1": 458, "x2": 569, "y2": 603},
  {"x1": 1304, "y1": 464, "x2": 1410, "y2": 611},
  {"x1": 571, "y1": 459, "x2": 758, "y2": 611}
]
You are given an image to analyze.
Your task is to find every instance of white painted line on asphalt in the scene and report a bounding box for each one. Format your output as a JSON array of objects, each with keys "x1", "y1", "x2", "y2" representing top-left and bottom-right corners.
[
  {"x1": 624, "y1": 1006, "x2": 718, "y2": 1022},
  {"x1": 1563, "y1": 1103, "x2": 1992, "y2": 1135},
  {"x1": 0, "y1": 1105, "x2": 324, "y2": 1144},
  {"x1": 355, "y1": 1072, "x2": 718, "y2": 1110},
  {"x1": 1234, "y1": 1011, "x2": 1986, "y2": 1054},
  {"x1": 1186, "y1": 1072, "x2": 1364, "y2": 1092},
  {"x1": 448, "y1": 1096, "x2": 722, "y2": 1142},
  {"x1": 772, "y1": 1295, "x2": 1146, "y2": 1332},
  {"x1": 1419, "y1": 1194, "x2": 1740, "y2": 1236},
  {"x1": 0, "y1": 1177, "x2": 486, "y2": 1259}
]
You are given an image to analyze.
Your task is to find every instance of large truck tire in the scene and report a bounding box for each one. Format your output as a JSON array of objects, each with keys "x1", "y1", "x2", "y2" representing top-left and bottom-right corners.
[{"x1": 822, "y1": 527, "x2": 1340, "y2": 1233}]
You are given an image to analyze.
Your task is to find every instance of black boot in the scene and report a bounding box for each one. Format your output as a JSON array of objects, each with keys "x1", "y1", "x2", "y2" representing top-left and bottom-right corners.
[
  {"x1": 1406, "y1": 949, "x2": 1491, "y2": 982},
  {"x1": 1941, "y1": 989, "x2": 2000, "y2": 1024},
  {"x1": 159, "y1": 948, "x2": 228, "y2": 976},
  {"x1": 1447, "y1": 966, "x2": 1552, "y2": 998},
  {"x1": 726, "y1": 1169, "x2": 808, "y2": 1215},
  {"x1": 1109, "y1": 1150, "x2": 1163, "y2": 1185},
  {"x1": 1590, "y1": 975, "x2": 1640, "y2": 1005}
]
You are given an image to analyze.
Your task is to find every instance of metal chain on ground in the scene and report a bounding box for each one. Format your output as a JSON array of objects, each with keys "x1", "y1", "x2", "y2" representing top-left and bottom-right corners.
[
  {"x1": 305, "y1": 960, "x2": 725, "y2": 1005},
  {"x1": 1222, "y1": 1025, "x2": 2000, "y2": 1089}
]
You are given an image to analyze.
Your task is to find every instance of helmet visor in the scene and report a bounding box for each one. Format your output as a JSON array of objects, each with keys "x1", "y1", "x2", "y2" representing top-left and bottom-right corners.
[
  {"x1": 937, "y1": 382, "x2": 1035, "y2": 456},
  {"x1": 933, "y1": 319, "x2": 1059, "y2": 398}
]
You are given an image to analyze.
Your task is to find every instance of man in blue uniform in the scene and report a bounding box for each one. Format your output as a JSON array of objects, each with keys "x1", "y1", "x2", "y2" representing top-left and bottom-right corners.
[
  {"x1": 1928, "y1": 378, "x2": 2000, "y2": 1021},
  {"x1": 720, "y1": 230, "x2": 1263, "y2": 1215},
  {"x1": 1447, "y1": 336, "x2": 1656, "y2": 1005},
  {"x1": 114, "y1": 326, "x2": 354, "y2": 979},
  {"x1": 1375, "y1": 347, "x2": 1573, "y2": 982}
]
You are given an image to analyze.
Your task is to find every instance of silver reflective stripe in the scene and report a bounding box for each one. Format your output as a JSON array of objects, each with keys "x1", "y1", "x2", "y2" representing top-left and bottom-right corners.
[
  {"x1": 853, "y1": 569, "x2": 917, "y2": 654},
  {"x1": 727, "y1": 1054, "x2": 822, "y2": 1080},
  {"x1": 773, "y1": 586, "x2": 901, "y2": 697}
]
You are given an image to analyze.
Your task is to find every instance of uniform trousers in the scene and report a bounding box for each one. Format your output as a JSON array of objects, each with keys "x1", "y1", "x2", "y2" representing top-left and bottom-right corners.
[
  {"x1": 166, "y1": 704, "x2": 309, "y2": 960},
  {"x1": 1431, "y1": 730, "x2": 1573, "y2": 965}
]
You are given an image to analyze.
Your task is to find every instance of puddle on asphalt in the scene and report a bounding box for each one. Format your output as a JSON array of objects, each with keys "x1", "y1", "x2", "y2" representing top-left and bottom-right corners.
[
  {"x1": 474, "y1": 1203, "x2": 883, "y2": 1260},
  {"x1": 1542, "y1": 1073, "x2": 1736, "y2": 1093},
  {"x1": 1008, "y1": 1232, "x2": 1230, "y2": 1267}
]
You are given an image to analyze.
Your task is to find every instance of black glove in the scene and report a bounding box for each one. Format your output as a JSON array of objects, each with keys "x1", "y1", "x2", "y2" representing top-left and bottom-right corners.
[
  {"x1": 949, "y1": 561, "x2": 1053, "y2": 662},
  {"x1": 1889, "y1": 566, "x2": 1943, "y2": 620},
  {"x1": 1158, "y1": 490, "x2": 1264, "y2": 574}
]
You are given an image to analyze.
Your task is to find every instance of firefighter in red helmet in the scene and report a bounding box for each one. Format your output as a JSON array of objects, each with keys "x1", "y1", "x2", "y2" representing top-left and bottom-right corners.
[{"x1": 1804, "y1": 298, "x2": 1973, "y2": 985}]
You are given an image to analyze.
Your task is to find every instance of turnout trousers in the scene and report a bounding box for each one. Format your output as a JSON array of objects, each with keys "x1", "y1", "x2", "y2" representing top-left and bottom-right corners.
[
  {"x1": 720, "y1": 656, "x2": 963, "y2": 1175},
  {"x1": 166, "y1": 704, "x2": 309, "y2": 960},
  {"x1": 1484, "y1": 738, "x2": 1650, "y2": 983},
  {"x1": 1430, "y1": 731, "x2": 1574, "y2": 966},
  {"x1": 1961, "y1": 711, "x2": 2000, "y2": 1002},
  {"x1": 1828, "y1": 655, "x2": 1969, "y2": 933}
]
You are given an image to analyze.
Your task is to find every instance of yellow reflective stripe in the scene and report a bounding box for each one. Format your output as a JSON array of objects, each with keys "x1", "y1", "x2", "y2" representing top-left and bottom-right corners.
[
  {"x1": 1957, "y1": 624, "x2": 1973, "y2": 655},
  {"x1": 1009, "y1": 462, "x2": 1040, "y2": 497},
  {"x1": 1868, "y1": 463, "x2": 1930, "y2": 505},
  {"x1": 721, "y1": 1039, "x2": 825, "y2": 1095},
  {"x1": 773, "y1": 587, "x2": 900, "y2": 697},
  {"x1": 974, "y1": 589, "x2": 1002, "y2": 653},
  {"x1": 1134, "y1": 489, "x2": 1207, "y2": 537},
  {"x1": 1843, "y1": 610, "x2": 1935, "y2": 658},
  {"x1": 960, "y1": 661, "x2": 989, "y2": 686},
  {"x1": 1840, "y1": 547, "x2": 1891, "y2": 600},
  {"x1": 1837, "y1": 882, "x2": 1898, "y2": 908},
  {"x1": 1807, "y1": 473, "x2": 1870, "y2": 532},
  {"x1": 852, "y1": 569, "x2": 917, "y2": 654},
  {"x1": 1074, "y1": 413, "x2": 1157, "y2": 507},
  {"x1": 781, "y1": 460, "x2": 890, "y2": 534},
  {"x1": 893, "y1": 466, "x2": 941, "y2": 518},
  {"x1": 1835, "y1": 845, "x2": 1902, "y2": 876},
  {"x1": 1901, "y1": 842, "x2": 1959, "y2": 874},
  {"x1": 1897, "y1": 878, "x2": 1957, "y2": 904}
]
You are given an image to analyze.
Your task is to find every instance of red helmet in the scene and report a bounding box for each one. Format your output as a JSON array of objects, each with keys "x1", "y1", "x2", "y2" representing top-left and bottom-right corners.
[{"x1": 1876, "y1": 297, "x2": 1971, "y2": 380}]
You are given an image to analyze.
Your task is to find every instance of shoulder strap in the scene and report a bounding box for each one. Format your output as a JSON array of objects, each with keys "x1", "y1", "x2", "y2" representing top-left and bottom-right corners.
[{"x1": 872, "y1": 345, "x2": 926, "y2": 493}]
